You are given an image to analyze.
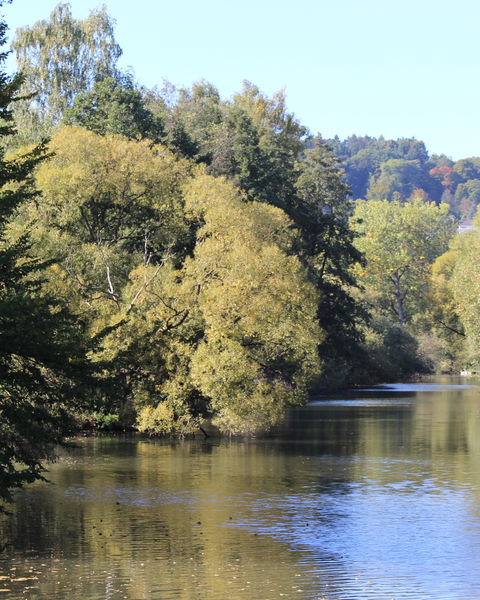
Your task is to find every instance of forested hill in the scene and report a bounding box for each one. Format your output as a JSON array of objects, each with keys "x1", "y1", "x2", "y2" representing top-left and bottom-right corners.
[{"x1": 322, "y1": 135, "x2": 480, "y2": 220}]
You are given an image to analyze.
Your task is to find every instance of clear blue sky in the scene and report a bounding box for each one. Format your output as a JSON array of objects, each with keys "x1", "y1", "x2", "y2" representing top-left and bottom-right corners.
[{"x1": 3, "y1": 0, "x2": 479, "y2": 159}]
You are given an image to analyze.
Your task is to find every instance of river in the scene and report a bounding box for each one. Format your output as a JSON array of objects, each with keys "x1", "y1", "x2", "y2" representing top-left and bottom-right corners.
[{"x1": 1, "y1": 377, "x2": 480, "y2": 599}]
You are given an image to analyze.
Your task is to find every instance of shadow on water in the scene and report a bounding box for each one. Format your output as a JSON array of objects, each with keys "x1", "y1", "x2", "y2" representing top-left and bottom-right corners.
[{"x1": 1, "y1": 378, "x2": 480, "y2": 599}]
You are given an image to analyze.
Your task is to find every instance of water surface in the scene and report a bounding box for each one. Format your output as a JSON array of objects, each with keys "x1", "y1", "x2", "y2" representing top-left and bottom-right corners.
[{"x1": 1, "y1": 377, "x2": 480, "y2": 599}]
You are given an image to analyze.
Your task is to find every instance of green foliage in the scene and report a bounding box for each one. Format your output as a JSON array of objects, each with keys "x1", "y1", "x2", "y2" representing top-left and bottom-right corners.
[
  {"x1": 144, "y1": 81, "x2": 362, "y2": 387},
  {"x1": 125, "y1": 174, "x2": 322, "y2": 434},
  {"x1": 453, "y1": 179, "x2": 480, "y2": 219},
  {"x1": 11, "y1": 2, "x2": 122, "y2": 141},
  {"x1": 352, "y1": 198, "x2": 455, "y2": 326},
  {"x1": 89, "y1": 412, "x2": 120, "y2": 430},
  {"x1": 448, "y1": 214, "x2": 480, "y2": 369},
  {"x1": 417, "y1": 210, "x2": 480, "y2": 372},
  {"x1": 453, "y1": 158, "x2": 480, "y2": 183},
  {"x1": 419, "y1": 249, "x2": 466, "y2": 371},
  {"x1": 151, "y1": 80, "x2": 305, "y2": 210},
  {"x1": 322, "y1": 135, "x2": 480, "y2": 217},
  {"x1": 9, "y1": 127, "x2": 198, "y2": 430},
  {"x1": 226, "y1": 82, "x2": 306, "y2": 210},
  {"x1": 137, "y1": 401, "x2": 201, "y2": 437},
  {"x1": 21, "y1": 126, "x2": 193, "y2": 274},
  {"x1": 0, "y1": 236, "x2": 93, "y2": 505},
  {"x1": 10, "y1": 0, "x2": 477, "y2": 450},
  {"x1": 325, "y1": 135, "x2": 429, "y2": 200},
  {"x1": 351, "y1": 316, "x2": 432, "y2": 383},
  {"x1": 0, "y1": 8, "x2": 94, "y2": 506},
  {"x1": 367, "y1": 158, "x2": 426, "y2": 202},
  {"x1": 63, "y1": 76, "x2": 163, "y2": 140},
  {"x1": 294, "y1": 140, "x2": 366, "y2": 384},
  {"x1": 12, "y1": 127, "x2": 323, "y2": 435},
  {"x1": 183, "y1": 176, "x2": 321, "y2": 432}
]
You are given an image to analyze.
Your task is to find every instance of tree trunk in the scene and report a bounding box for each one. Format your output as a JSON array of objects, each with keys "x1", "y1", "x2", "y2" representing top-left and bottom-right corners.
[{"x1": 393, "y1": 271, "x2": 405, "y2": 327}]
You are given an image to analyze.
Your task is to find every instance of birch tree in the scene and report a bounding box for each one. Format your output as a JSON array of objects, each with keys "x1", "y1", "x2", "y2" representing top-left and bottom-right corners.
[{"x1": 12, "y1": 2, "x2": 122, "y2": 141}]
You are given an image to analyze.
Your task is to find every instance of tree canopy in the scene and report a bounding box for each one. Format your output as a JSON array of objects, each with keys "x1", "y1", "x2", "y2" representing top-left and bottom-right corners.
[
  {"x1": 11, "y1": 2, "x2": 121, "y2": 141},
  {"x1": 352, "y1": 198, "x2": 455, "y2": 326},
  {"x1": 10, "y1": 127, "x2": 323, "y2": 436},
  {"x1": 0, "y1": 5, "x2": 93, "y2": 506}
]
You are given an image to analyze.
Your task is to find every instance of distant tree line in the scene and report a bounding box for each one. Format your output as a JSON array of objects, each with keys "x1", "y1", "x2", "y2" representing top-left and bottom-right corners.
[{"x1": 324, "y1": 134, "x2": 480, "y2": 220}]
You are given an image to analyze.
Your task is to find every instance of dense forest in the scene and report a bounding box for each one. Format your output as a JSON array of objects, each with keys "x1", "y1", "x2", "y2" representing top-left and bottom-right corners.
[{"x1": 1, "y1": 2, "x2": 480, "y2": 504}]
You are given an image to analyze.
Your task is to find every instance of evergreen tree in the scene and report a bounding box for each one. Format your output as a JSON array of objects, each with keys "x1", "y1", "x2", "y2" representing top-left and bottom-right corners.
[
  {"x1": 0, "y1": 3, "x2": 91, "y2": 507},
  {"x1": 295, "y1": 140, "x2": 366, "y2": 385}
]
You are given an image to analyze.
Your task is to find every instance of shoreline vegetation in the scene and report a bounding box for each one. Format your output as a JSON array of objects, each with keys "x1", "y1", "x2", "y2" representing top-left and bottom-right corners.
[{"x1": 1, "y1": 2, "x2": 480, "y2": 503}]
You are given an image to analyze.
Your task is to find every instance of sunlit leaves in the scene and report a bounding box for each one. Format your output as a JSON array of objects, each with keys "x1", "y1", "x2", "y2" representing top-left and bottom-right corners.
[
  {"x1": 352, "y1": 199, "x2": 455, "y2": 325},
  {"x1": 448, "y1": 214, "x2": 480, "y2": 366},
  {"x1": 12, "y1": 3, "x2": 122, "y2": 141},
  {"x1": 16, "y1": 129, "x2": 322, "y2": 435},
  {"x1": 129, "y1": 174, "x2": 322, "y2": 434}
]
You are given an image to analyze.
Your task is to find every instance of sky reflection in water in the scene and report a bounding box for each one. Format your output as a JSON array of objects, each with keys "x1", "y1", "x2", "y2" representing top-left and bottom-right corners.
[{"x1": 1, "y1": 378, "x2": 480, "y2": 599}]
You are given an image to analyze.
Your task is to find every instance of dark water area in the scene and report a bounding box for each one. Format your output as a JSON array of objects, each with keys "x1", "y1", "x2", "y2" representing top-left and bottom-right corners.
[{"x1": 1, "y1": 377, "x2": 480, "y2": 599}]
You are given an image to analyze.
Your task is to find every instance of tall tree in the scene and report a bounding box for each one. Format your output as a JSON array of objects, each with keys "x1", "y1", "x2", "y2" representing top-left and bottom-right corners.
[
  {"x1": 448, "y1": 214, "x2": 480, "y2": 367},
  {"x1": 18, "y1": 126, "x2": 195, "y2": 323},
  {"x1": 352, "y1": 198, "x2": 455, "y2": 326},
  {"x1": 295, "y1": 140, "x2": 365, "y2": 383},
  {"x1": 11, "y1": 2, "x2": 121, "y2": 141},
  {"x1": 13, "y1": 126, "x2": 323, "y2": 434},
  {"x1": 0, "y1": 2, "x2": 91, "y2": 507},
  {"x1": 134, "y1": 174, "x2": 322, "y2": 434},
  {"x1": 229, "y1": 81, "x2": 306, "y2": 211},
  {"x1": 63, "y1": 75, "x2": 163, "y2": 141}
]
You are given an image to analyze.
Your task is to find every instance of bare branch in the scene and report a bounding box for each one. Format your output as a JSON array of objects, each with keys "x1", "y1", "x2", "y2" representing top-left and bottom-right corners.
[
  {"x1": 105, "y1": 265, "x2": 119, "y2": 305},
  {"x1": 125, "y1": 264, "x2": 162, "y2": 315}
]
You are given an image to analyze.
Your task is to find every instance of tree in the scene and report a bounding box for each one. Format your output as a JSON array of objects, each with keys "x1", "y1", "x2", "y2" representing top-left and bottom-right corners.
[
  {"x1": 427, "y1": 165, "x2": 456, "y2": 208},
  {"x1": 352, "y1": 198, "x2": 455, "y2": 326},
  {"x1": 229, "y1": 81, "x2": 306, "y2": 212},
  {"x1": 168, "y1": 80, "x2": 223, "y2": 164},
  {"x1": 448, "y1": 213, "x2": 480, "y2": 368},
  {"x1": 13, "y1": 127, "x2": 322, "y2": 434},
  {"x1": 424, "y1": 248, "x2": 466, "y2": 370},
  {"x1": 150, "y1": 82, "x2": 365, "y2": 386},
  {"x1": 14, "y1": 126, "x2": 194, "y2": 327},
  {"x1": 453, "y1": 158, "x2": 480, "y2": 183},
  {"x1": 63, "y1": 76, "x2": 163, "y2": 141},
  {"x1": 11, "y1": 2, "x2": 121, "y2": 141},
  {"x1": 454, "y1": 180, "x2": 480, "y2": 219},
  {"x1": 10, "y1": 127, "x2": 196, "y2": 429},
  {"x1": 142, "y1": 83, "x2": 199, "y2": 158},
  {"x1": 153, "y1": 80, "x2": 306, "y2": 211},
  {"x1": 325, "y1": 136, "x2": 429, "y2": 200},
  {"x1": 295, "y1": 139, "x2": 365, "y2": 383},
  {"x1": 367, "y1": 158, "x2": 426, "y2": 202},
  {"x1": 132, "y1": 174, "x2": 322, "y2": 434},
  {"x1": 0, "y1": 3, "x2": 91, "y2": 507},
  {"x1": 207, "y1": 103, "x2": 269, "y2": 201}
]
